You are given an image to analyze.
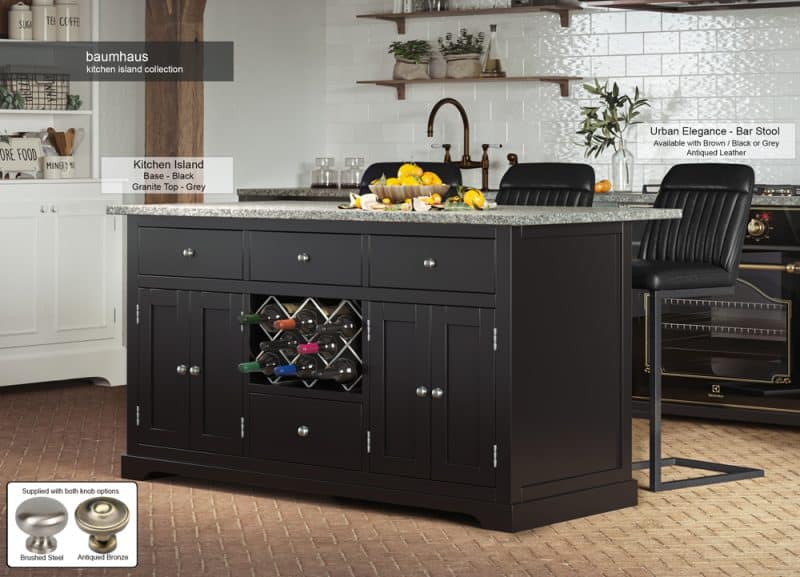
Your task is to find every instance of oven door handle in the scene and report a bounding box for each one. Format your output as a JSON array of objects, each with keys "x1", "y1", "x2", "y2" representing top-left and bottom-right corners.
[{"x1": 740, "y1": 262, "x2": 800, "y2": 274}]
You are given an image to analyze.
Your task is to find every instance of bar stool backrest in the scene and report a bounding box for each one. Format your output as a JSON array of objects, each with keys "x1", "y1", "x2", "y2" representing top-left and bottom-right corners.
[{"x1": 496, "y1": 163, "x2": 595, "y2": 207}]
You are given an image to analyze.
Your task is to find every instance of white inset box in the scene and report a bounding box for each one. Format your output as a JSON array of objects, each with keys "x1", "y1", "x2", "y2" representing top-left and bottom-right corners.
[{"x1": 7, "y1": 482, "x2": 138, "y2": 568}]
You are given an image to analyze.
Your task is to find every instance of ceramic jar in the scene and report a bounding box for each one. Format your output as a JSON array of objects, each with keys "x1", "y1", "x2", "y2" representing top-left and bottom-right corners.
[
  {"x1": 32, "y1": 0, "x2": 56, "y2": 41},
  {"x1": 8, "y1": 2, "x2": 32, "y2": 40},
  {"x1": 55, "y1": 0, "x2": 79, "y2": 42}
]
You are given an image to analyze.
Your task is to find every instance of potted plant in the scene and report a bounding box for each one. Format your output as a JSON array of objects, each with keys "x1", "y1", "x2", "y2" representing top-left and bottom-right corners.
[
  {"x1": 389, "y1": 40, "x2": 432, "y2": 81},
  {"x1": 438, "y1": 29, "x2": 485, "y2": 79},
  {"x1": 577, "y1": 80, "x2": 649, "y2": 192}
]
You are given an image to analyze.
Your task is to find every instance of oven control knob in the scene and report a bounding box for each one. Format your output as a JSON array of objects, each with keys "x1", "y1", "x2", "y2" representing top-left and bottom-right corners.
[{"x1": 747, "y1": 218, "x2": 767, "y2": 237}]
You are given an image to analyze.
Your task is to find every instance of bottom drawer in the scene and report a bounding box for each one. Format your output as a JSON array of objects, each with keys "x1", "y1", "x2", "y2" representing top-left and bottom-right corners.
[{"x1": 248, "y1": 394, "x2": 363, "y2": 471}]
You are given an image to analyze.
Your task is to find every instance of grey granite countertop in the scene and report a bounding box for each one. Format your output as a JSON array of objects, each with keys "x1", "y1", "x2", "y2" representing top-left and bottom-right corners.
[
  {"x1": 108, "y1": 201, "x2": 682, "y2": 227},
  {"x1": 238, "y1": 188, "x2": 358, "y2": 200},
  {"x1": 594, "y1": 192, "x2": 800, "y2": 207}
]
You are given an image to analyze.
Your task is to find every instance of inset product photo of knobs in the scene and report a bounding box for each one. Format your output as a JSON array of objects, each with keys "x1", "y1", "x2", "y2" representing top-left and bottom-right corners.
[
  {"x1": 75, "y1": 497, "x2": 130, "y2": 554},
  {"x1": 15, "y1": 497, "x2": 68, "y2": 554}
]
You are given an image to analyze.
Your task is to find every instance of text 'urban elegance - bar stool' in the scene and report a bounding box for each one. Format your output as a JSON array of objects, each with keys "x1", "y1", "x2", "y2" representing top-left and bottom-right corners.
[
  {"x1": 496, "y1": 163, "x2": 595, "y2": 207},
  {"x1": 633, "y1": 163, "x2": 765, "y2": 491}
]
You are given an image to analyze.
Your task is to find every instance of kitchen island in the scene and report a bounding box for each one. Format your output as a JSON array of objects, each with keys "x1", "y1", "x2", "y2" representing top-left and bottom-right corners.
[{"x1": 111, "y1": 201, "x2": 680, "y2": 532}]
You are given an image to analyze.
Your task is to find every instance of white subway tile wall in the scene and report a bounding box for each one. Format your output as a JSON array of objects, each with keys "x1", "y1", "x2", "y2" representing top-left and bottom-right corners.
[{"x1": 325, "y1": 1, "x2": 800, "y2": 189}]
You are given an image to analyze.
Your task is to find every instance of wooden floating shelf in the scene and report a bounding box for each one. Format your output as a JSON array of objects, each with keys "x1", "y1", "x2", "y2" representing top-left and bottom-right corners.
[
  {"x1": 357, "y1": 76, "x2": 581, "y2": 100},
  {"x1": 356, "y1": 4, "x2": 579, "y2": 33},
  {"x1": 585, "y1": 0, "x2": 800, "y2": 13}
]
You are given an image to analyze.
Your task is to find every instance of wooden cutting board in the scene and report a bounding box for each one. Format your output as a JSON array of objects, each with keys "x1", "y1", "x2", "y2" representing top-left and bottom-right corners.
[{"x1": 0, "y1": 0, "x2": 31, "y2": 39}]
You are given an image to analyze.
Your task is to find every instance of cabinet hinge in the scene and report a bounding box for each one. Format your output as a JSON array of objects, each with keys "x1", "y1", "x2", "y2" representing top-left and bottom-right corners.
[
  {"x1": 366, "y1": 430, "x2": 371, "y2": 454},
  {"x1": 135, "y1": 405, "x2": 141, "y2": 427},
  {"x1": 135, "y1": 304, "x2": 140, "y2": 325},
  {"x1": 241, "y1": 417, "x2": 245, "y2": 439},
  {"x1": 492, "y1": 444, "x2": 498, "y2": 469},
  {"x1": 366, "y1": 319, "x2": 371, "y2": 342},
  {"x1": 493, "y1": 328, "x2": 498, "y2": 352},
  {"x1": 240, "y1": 312, "x2": 245, "y2": 333}
]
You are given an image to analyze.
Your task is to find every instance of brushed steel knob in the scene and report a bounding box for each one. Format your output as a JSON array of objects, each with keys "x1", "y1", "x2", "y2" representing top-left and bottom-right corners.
[
  {"x1": 176, "y1": 364, "x2": 188, "y2": 375},
  {"x1": 297, "y1": 253, "x2": 311, "y2": 263},
  {"x1": 416, "y1": 386, "x2": 429, "y2": 398},
  {"x1": 189, "y1": 365, "x2": 201, "y2": 376},
  {"x1": 182, "y1": 248, "x2": 195, "y2": 258},
  {"x1": 423, "y1": 258, "x2": 437, "y2": 269},
  {"x1": 431, "y1": 387, "x2": 444, "y2": 399},
  {"x1": 297, "y1": 425, "x2": 310, "y2": 437},
  {"x1": 75, "y1": 497, "x2": 129, "y2": 554},
  {"x1": 15, "y1": 497, "x2": 68, "y2": 554}
]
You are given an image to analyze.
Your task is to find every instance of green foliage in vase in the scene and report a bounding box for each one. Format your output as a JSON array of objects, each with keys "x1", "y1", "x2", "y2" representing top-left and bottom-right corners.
[
  {"x1": 577, "y1": 80, "x2": 649, "y2": 158},
  {"x1": 389, "y1": 40, "x2": 432, "y2": 63},
  {"x1": 438, "y1": 29, "x2": 485, "y2": 56},
  {"x1": 0, "y1": 86, "x2": 25, "y2": 110},
  {"x1": 66, "y1": 94, "x2": 83, "y2": 111}
]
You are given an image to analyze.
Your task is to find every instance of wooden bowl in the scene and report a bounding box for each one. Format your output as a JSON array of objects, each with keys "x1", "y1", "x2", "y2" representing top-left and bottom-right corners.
[{"x1": 369, "y1": 184, "x2": 449, "y2": 203}]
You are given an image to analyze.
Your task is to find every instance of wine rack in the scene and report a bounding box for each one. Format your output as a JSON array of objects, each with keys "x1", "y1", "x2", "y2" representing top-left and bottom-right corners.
[{"x1": 247, "y1": 295, "x2": 363, "y2": 393}]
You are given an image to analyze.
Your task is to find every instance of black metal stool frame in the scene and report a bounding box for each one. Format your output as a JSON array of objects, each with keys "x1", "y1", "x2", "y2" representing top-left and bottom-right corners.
[{"x1": 634, "y1": 285, "x2": 765, "y2": 492}]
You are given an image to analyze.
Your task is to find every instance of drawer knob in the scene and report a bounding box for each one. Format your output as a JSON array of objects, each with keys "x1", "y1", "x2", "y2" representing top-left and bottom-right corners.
[
  {"x1": 189, "y1": 365, "x2": 201, "y2": 376},
  {"x1": 297, "y1": 425, "x2": 310, "y2": 438},
  {"x1": 182, "y1": 248, "x2": 196, "y2": 258},
  {"x1": 423, "y1": 258, "x2": 437, "y2": 269},
  {"x1": 15, "y1": 497, "x2": 68, "y2": 554},
  {"x1": 432, "y1": 388, "x2": 444, "y2": 399},
  {"x1": 75, "y1": 497, "x2": 129, "y2": 554},
  {"x1": 176, "y1": 364, "x2": 188, "y2": 375},
  {"x1": 297, "y1": 253, "x2": 311, "y2": 263},
  {"x1": 416, "y1": 386, "x2": 429, "y2": 398}
]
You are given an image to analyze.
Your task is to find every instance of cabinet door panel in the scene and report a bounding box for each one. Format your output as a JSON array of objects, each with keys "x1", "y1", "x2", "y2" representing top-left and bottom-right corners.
[
  {"x1": 189, "y1": 292, "x2": 245, "y2": 455},
  {"x1": 138, "y1": 289, "x2": 190, "y2": 448},
  {"x1": 368, "y1": 302, "x2": 430, "y2": 479},
  {"x1": 431, "y1": 307, "x2": 495, "y2": 487}
]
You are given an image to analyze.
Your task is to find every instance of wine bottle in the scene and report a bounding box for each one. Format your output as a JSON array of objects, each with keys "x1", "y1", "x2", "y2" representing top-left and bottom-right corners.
[
  {"x1": 274, "y1": 357, "x2": 359, "y2": 384},
  {"x1": 318, "y1": 313, "x2": 359, "y2": 338},
  {"x1": 319, "y1": 358, "x2": 359, "y2": 384},
  {"x1": 296, "y1": 335, "x2": 340, "y2": 359},
  {"x1": 273, "y1": 308, "x2": 323, "y2": 335},
  {"x1": 259, "y1": 332, "x2": 302, "y2": 354},
  {"x1": 273, "y1": 355, "x2": 319, "y2": 378},
  {"x1": 239, "y1": 304, "x2": 298, "y2": 328},
  {"x1": 238, "y1": 353, "x2": 282, "y2": 376}
]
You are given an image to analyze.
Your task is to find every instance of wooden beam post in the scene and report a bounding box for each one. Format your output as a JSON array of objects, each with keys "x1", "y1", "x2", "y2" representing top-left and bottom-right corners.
[{"x1": 145, "y1": 0, "x2": 207, "y2": 204}]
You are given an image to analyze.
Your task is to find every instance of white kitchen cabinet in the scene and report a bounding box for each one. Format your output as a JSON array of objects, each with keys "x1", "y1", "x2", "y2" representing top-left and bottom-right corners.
[{"x1": 0, "y1": 188, "x2": 125, "y2": 387}]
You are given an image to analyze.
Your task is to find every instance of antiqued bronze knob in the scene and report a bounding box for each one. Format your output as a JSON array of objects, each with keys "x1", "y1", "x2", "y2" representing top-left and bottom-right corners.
[
  {"x1": 75, "y1": 497, "x2": 129, "y2": 554},
  {"x1": 15, "y1": 497, "x2": 68, "y2": 554}
]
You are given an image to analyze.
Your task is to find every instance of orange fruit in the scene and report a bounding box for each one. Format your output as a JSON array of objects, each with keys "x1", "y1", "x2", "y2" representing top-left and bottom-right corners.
[{"x1": 595, "y1": 180, "x2": 612, "y2": 194}]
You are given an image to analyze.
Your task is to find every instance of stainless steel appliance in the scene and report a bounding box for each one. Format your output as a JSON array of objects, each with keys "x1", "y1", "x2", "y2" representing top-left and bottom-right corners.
[{"x1": 633, "y1": 187, "x2": 800, "y2": 426}]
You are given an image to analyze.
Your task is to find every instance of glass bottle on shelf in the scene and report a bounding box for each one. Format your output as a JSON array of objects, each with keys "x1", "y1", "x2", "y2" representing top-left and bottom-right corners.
[
  {"x1": 318, "y1": 313, "x2": 360, "y2": 338},
  {"x1": 297, "y1": 336, "x2": 340, "y2": 360},
  {"x1": 482, "y1": 24, "x2": 505, "y2": 78},
  {"x1": 238, "y1": 354, "x2": 282, "y2": 376},
  {"x1": 319, "y1": 358, "x2": 359, "y2": 384},
  {"x1": 239, "y1": 304, "x2": 298, "y2": 328},
  {"x1": 311, "y1": 157, "x2": 338, "y2": 189},
  {"x1": 340, "y1": 157, "x2": 365, "y2": 189},
  {"x1": 259, "y1": 332, "x2": 302, "y2": 354},
  {"x1": 274, "y1": 357, "x2": 359, "y2": 384},
  {"x1": 273, "y1": 308, "x2": 324, "y2": 335},
  {"x1": 273, "y1": 356, "x2": 319, "y2": 379}
]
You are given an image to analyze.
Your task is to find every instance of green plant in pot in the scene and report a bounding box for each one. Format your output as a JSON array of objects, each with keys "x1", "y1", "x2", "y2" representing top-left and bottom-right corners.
[
  {"x1": 389, "y1": 40, "x2": 432, "y2": 81},
  {"x1": 0, "y1": 86, "x2": 24, "y2": 110},
  {"x1": 577, "y1": 80, "x2": 649, "y2": 192},
  {"x1": 438, "y1": 29, "x2": 485, "y2": 79}
]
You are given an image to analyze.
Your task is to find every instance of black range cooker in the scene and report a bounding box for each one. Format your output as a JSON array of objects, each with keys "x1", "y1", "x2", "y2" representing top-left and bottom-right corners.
[{"x1": 632, "y1": 185, "x2": 800, "y2": 426}]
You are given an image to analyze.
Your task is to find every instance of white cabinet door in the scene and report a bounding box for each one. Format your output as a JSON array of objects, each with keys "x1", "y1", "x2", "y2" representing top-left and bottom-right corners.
[
  {"x1": 0, "y1": 204, "x2": 50, "y2": 349},
  {"x1": 48, "y1": 200, "x2": 120, "y2": 344}
]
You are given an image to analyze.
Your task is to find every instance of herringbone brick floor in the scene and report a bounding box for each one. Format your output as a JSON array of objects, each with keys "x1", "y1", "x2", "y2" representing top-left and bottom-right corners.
[{"x1": 0, "y1": 382, "x2": 798, "y2": 577}]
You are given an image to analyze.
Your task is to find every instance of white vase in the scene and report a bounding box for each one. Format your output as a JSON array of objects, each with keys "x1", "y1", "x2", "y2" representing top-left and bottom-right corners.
[
  {"x1": 612, "y1": 146, "x2": 634, "y2": 192},
  {"x1": 445, "y1": 54, "x2": 482, "y2": 79}
]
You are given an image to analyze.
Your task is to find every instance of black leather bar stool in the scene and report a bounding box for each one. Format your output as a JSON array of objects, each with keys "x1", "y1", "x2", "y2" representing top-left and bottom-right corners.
[
  {"x1": 497, "y1": 163, "x2": 595, "y2": 207},
  {"x1": 633, "y1": 163, "x2": 764, "y2": 491},
  {"x1": 359, "y1": 162, "x2": 462, "y2": 196}
]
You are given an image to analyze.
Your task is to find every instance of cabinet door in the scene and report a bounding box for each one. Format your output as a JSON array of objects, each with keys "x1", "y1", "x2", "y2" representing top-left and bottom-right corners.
[
  {"x1": 430, "y1": 307, "x2": 495, "y2": 487},
  {"x1": 138, "y1": 289, "x2": 190, "y2": 449},
  {"x1": 50, "y1": 201, "x2": 118, "y2": 343},
  {"x1": 368, "y1": 302, "x2": 431, "y2": 479},
  {"x1": 0, "y1": 204, "x2": 47, "y2": 349},
  {"x1": 189, "y1": 292, "x2": 245, "y2": 455}
]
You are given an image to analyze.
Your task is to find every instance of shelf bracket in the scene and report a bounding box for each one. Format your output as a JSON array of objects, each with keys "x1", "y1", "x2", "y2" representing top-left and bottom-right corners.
[
  {"x1": 396, "y1": 84, "x2": 406, "y2": 101},
  {"x1": 542, "y1": 9, "x2": 570, "y2": 28},
  {"x1": 368, "y1": 15, "x2": 405, "y2": 34}
]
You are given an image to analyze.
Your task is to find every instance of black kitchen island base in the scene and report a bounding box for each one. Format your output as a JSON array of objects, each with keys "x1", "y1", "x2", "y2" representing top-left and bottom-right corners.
[{"x1": 122, "y1": 454, "x2": 637, "y2": 532}]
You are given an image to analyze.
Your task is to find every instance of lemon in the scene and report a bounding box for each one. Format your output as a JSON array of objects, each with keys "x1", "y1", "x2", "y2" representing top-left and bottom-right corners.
[
  {"x1": 400, "y1": 175, "x2": 421, "y2": 186},
  {"x1": 398, "y1": 163, "x2": 424, "y2": 179},
  {"x1": 385, "y1": 177, "x2": 402, "y2": 186},
  {"x1": 463, "y1": 189, "x2": 485, "y2": 209},
  {"x1": 382, "y1": 197, "x2": 392, "y2": 205},
  {"x1": 421, "y1": 171, "x2": 442, "y2": 185},
  {"x1": 430, "y1": 192, "x2": 443, "y2": 205}
]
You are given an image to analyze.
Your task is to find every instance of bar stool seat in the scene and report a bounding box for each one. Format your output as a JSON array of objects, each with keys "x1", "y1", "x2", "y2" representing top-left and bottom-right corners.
[{"x1": 633, "y1": 163, "x2": 765, "y2": 492}]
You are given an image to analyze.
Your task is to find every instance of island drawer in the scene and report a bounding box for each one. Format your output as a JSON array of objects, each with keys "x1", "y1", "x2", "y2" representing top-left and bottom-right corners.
[
  {"x1": 139, "y1": 227, "x2": 244, "y2": 279},
  {"x1": 248, "y1": 393, "x2": 363, "y2": 471},
  {"x1": 369, "y1": 236, "x2": 495, "y2": 293},
  {"x1": 249, "y1": 232, "x2": 362, "y2": 286}
]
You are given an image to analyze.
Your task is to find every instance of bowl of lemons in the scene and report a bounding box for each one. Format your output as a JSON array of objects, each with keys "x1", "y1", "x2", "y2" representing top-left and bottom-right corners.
[{"x1": 369, "y1": 163, "x2": 450, "y2": 203}]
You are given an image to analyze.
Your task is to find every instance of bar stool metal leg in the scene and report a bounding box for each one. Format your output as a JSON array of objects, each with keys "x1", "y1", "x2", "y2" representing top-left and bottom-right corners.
[{"x1": 633, "y1": 289, "x2": 765, "y2": 492}]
